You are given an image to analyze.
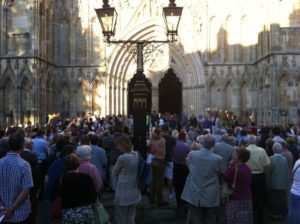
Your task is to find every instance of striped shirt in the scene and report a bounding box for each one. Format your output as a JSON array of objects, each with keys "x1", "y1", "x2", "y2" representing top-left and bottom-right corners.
[{"x1": 0, "y1": 152, "x2": 33, "y2": 222}]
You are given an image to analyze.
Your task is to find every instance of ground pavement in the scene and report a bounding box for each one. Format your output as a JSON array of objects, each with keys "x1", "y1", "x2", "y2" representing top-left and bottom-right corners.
[
  {"x1": 101, "y1": 189, "x2": 287, "y2": 224},
  {"x1": 37, "y1": 188, "x2": 287, "y2": 224}
]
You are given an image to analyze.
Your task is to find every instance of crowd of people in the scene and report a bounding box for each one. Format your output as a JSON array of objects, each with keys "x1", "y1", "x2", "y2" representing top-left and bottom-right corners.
[{"x1": 0, "y1": 112, "x2": 299, "y2": 224}]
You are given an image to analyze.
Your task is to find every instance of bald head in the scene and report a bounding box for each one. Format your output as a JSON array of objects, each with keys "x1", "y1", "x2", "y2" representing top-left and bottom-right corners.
[
  {"x1": 248, "y1": 135, "x2": 257, "y2": 145},
  {"x1": 272, "y1": 142, "x2": 283, "y2": 154},
  {"x1": 203, "y1": 134, "x2": 215, "y2": 149}
]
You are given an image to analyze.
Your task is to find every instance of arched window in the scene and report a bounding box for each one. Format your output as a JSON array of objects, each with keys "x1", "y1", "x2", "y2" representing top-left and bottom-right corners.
[
  {"x1": 75, "y1": 18, "x2": 87, "y2": 64},
  {"x1": 91, "y1": 18, "x2": 101, "y2": 65},
  {"x1": 278, "y1": 75, "x2": 290, "y2": 109}
]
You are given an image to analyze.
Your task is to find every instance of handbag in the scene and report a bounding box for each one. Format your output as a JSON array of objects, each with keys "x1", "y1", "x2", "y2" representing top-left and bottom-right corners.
[
  {"x1": 93, "y1": 203, "x2": 110, "y2": 224},
  {"x1": 220, "y1": 164, "x2": 238, "y2": 200},
  {"x1": 49, "y1": 175, "x2": 63, "y2": 220},
  {"x1": 50, "y1": 196, "x2": 62, "y2": 219}
]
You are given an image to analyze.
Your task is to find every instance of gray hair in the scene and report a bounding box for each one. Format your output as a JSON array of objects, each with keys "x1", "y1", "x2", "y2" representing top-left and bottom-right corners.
[
  {"x1": 272, "y1": 142, "x2": 283, "y2": 154},
  {"x1": 76, "y1": 145, "x2": 92, "y2": 160},
  {"x1": 248, "y1": 135, "x2": 257, "y2": 145},
  {"x1": 203, "y1": 134, "x2": 215, "y2": 149}
]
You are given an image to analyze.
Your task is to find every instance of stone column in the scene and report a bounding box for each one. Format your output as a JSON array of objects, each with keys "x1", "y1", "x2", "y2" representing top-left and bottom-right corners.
[
  {"x1": 14, "y1": 86, "x2": 21, "y2": 125},
  {"x1": 151, "y1": 87, "x2": 158, "y2": 112},
  {"x1": 271, "y1": 56, "x2": 279, "y2": 124},
  {"x1": 109, "y1": 86, "x2": 112, "y2": 115},
  {"x1": 289, "y1": 81, "x2": 298, "y2": 124},
  {"x1": 31, "y1": 79, "x2": 39, "y2": 124}
]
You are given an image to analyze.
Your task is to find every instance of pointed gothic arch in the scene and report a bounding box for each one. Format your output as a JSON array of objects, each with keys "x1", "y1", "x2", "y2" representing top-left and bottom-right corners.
[{"x1": 158, "y1": 69, "x2": 182, "y2": 114}]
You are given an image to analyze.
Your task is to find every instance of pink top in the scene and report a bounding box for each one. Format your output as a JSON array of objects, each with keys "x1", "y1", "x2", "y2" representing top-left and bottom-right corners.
[{"x1": 78, "y1": 160, "x2": 103, "y2": 193}]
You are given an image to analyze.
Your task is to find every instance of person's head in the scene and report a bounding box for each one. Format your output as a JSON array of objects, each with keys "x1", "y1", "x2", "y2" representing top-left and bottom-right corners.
[
  {"x1": 178, "y1": 131, "x2": 187, "y2": 142},
  {"x1": 80, "y1": 134, "x2": 90, "y2": 145},
  {"x1": 286, "y1": 137, "x2": 296, "y2": 147},
  {"x1": 279, "y1": 140, "x2": 287, "y2": 150},
  {"x1": 228, "y1": 136, "x2": 237, "y2": 146},
  {"x1": 172, "y1": 130, "x2": 179, "y2": 139},
  {"x1": 24, "y1": 137, "x2": 33, "y2": 150},
  {"x1": 221, "y1": 135, "x2": 230, "y2": 144},
  {"x1": 161, "y1": 124, "x2": 169, "y2": 133},
  {"x1": 191, "y1": 141, "x2": 200, "y2": 151},
  {"x1": 88, "y1": 134, "x2": 98, "y2": 145},
  {"x1": 272, "y1": 142, "x2": 283, "y2": 154},
  {"x1": 64, "y1": 153, "x2": 80, "y2": 172},
  {"x1": 203, "y1": 134, "x2": 215, "y2": 150},
  {"x1": 61, "y1": 144, "x2": 76, "y2": 158},
  {"x1": 272, "y1": 126, "x2": 282, "y2": 136},
  {"x1": 56, "y1": 135, "x2": 69, "y2": 153},
  {"x1": 152, "y1": 128, "x2": 162, "y2": 139},
  {"x1": 116, "y1": 134, "x2": 132, "y2": 153},
  {"x1": 248, "y1": 135, "x2": 257, "y2": 145},
  {"x1": 265, "y1": 138, "x2": 274, "y2": 150},
  {"x1": 8, "y1": 133, "x2": 25, "y2": 152},
  {"x1": 76, "y1": 145, "x2": 92, "y2": 161},
  {"x1": 236, "y1": 147, "x2": 251, "y2": 163}
]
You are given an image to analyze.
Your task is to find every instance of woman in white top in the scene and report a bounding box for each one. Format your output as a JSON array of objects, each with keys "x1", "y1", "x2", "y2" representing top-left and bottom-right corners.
[
  {"x1": 288, "y1": 157, "x2": 300, "y2": 224},
  {"x1": 113, "y1": 134, "x2": 141, "y2": 224}
]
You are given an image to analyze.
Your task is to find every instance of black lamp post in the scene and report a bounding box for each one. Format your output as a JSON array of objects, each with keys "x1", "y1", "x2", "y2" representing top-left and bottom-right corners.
[{"x1": 95, "y1": 0, "x2": 182, "y2": 153}]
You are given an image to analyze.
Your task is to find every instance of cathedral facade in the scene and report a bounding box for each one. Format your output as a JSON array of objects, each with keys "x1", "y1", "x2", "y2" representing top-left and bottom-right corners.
[{"x1": 1, "y1": 0, "x2": 300, "y2": 127}]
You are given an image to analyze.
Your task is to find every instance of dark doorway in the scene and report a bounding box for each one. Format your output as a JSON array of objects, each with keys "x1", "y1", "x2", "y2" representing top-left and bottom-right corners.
[{"x1": 159, "y1": 69, "x2": 182, "y2": 114}]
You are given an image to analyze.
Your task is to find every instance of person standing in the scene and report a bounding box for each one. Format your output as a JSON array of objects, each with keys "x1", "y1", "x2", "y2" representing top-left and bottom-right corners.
[
  {"x1": 181, "y1": 134, "x2": 222, "y2": 224},
  {"x1": 61, "y1": 153, "x2": 97, "y2": 224},
  {"x1": 113, "y1": 134, "x2": 141, "y2": 224},
  {"x1": 89, "y1": 134, "x2": 107, "y2": 181},
  {"x1": 288, "y1": 155, "x2": 300, "y2": 224},
  {"x1": 223, "y1": 148, "x2": 253, "y2": 224},
  {"x1": 268, "y1": 143, "x2": 289, "y2": 219},
  {"x1": 32, "y1": 128, "x2": 49, "y2": 199},
  {"x1": 246, "y1": 135, "x2": 270, "y2": 224},
  {"x1": 21, "y1": 137, "x2": 42, "y2": 224},
  {"x1": 149, "y1": 128, "x2": 168, "y2": 206},
  {"x1": 213, "y1": 135, "x2": 234, "y2": 174},
  {"x1": 0, "y1": 133, "x2": 33, "y2": 224},
  {"x1": 161, "y1": 124, "x2": 176, "y2": 199},
  {"x1": 173, "y1": 131, "x2": 190, "y2": 214}
]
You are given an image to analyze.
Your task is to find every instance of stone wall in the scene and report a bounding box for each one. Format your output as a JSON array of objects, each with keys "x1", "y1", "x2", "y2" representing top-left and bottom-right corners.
[{"x1": 1, "y1": 0, "x2": 300, "y2": 126}]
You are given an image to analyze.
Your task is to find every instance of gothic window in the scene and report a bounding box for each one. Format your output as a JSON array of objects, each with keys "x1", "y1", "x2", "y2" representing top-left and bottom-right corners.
[
  {"x1": 57, "y1": 9, "x2": 71, "y2": 64},
  {"x1": 225, "y1": 82, "x2": 233, "y2": 110},
  {"x1": 278, "y1": 75, "x2": 290, "y2": 109},
  {"x1": 91, "y1": 18, "x2": 101, "y2": 65},
  {"x1": 209, "y1": 81, "x2": 218, "y2": 109},
  {"x1": 3, "y1": 78, "x2": 14, "y2": 113},
  {"x1": 5, "y1": 0, "x2": 30, "y2": 56},
  {"x1": 92, "y1": 81, "x2": 101, "y2": 115},
  {"x1": 61, "y1": 82, "x2": 70, "y2": 117},
  {"x1": 20, "y1": 77, "x2": 32, "y2": 124},
  {"x1": 241, "y1": 82, "x2": 250, "y2": 111},
  {"x1": 76, "y1": 82, "x2": 85, "y2": 114},
  {"x1": 75, "y1": 18, "x2": 87, "y2": 64}
]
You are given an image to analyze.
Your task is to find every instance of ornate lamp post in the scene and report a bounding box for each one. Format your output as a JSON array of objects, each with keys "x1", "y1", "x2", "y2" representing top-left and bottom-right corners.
[{"x1": 95, "y1": 0, "x2": 182, "y2": 153}]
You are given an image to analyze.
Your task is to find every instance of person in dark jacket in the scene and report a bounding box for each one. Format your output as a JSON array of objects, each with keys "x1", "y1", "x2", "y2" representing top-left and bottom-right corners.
[{"x1": 61, "y1": 153, "x2": 97, "y2": 224}]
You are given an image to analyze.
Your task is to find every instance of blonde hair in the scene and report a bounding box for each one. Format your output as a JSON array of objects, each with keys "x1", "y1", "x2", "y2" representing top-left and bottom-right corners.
[{"x1": 191, "y1": 141, "x2": 200, "y2": 151}]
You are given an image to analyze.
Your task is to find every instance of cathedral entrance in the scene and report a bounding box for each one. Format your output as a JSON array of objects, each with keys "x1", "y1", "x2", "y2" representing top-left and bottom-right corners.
[{"x1": 159, "y1": 69, "x2": 182, "y2": 114}]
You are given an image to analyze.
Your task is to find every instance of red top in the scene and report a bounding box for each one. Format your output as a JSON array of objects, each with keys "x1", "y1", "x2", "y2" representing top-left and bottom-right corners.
[{"x1": 223, "y1": 163, "x2": 252, "y2": 200}]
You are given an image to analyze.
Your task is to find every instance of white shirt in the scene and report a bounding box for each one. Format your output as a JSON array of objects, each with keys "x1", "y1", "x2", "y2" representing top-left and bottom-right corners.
[{"x1": 291, "y1": 159, "x2": 300, "y2": 196}]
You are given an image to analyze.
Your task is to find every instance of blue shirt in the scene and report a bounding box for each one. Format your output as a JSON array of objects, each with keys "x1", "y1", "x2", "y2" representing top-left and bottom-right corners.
[
  {"x1": 90, "y1": 145, "x2": 107, "y2": 179},
  {"x1": 173, "y1": 140, "x2": 190, "y2": 165},
  {"x1": 32, "y1": 137, "x2": 49, "y2": 163},
  {"x1": 0, "y1": 152, "x2": 33, "y2": 222}
]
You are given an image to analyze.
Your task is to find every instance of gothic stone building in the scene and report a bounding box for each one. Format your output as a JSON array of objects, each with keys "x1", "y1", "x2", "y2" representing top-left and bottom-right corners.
[{"x1": 1, "y1": 0, "x2": 300, "y2": 127}]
